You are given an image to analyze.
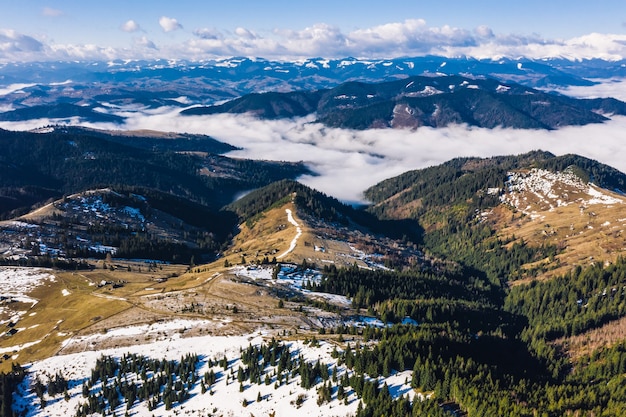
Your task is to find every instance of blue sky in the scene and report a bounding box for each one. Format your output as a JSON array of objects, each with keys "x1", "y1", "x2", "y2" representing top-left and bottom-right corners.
[{"x1": 1, "y1": 0, "x2": 626, "y2": 61}]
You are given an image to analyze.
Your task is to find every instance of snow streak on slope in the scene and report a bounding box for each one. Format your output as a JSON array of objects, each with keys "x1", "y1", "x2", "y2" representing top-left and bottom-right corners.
[{"x1": 277, "y1": 209, "x2": 302, "y2": 259}]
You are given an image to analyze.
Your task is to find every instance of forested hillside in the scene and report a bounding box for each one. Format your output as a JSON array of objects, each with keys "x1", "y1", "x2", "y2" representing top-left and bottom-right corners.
[
  {"x1": 308, "y1": 249, "x2": 626, "y2": 416},
  {"x1": 301, "y1": 151, "x2": 626, "y2": 415},
  {"x1": 228, "y1": 179, "x2": 422, "y2": 241},
  {"x1": 183, "y1": 75, "x2": 626, "y2": 130},
  {"x1": 364, "y1": 151, "x2": 626, "y2": 282},
  {"x1": 0, "y1": 127, "x2": 309, "y2": 217}
]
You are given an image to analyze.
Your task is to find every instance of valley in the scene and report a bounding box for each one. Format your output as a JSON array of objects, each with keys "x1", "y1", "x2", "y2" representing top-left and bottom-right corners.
[{"x1": 2, "y1": 153, "x2": 626, "y2": 416}]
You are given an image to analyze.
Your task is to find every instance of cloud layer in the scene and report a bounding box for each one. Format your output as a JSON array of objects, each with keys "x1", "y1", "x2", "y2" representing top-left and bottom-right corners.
[
  {"x1": 2, "y1": 105, "x2": 626, "y2": 204},
  {"x1": 3, "y1": 18, "x2": 626, "y2": 62},
  {"x1": 119, "y1": 112, "x2": 626, "y2": 203}
]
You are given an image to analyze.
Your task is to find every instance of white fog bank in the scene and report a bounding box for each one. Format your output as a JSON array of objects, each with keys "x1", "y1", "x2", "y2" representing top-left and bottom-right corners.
[{"x1": 1, "y1": 103, "x2": 626, "y2": 203}]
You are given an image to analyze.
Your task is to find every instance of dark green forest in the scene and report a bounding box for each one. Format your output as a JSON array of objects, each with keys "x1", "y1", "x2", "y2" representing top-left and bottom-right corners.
[
  {"x1": 0, "y1": 127, "x2": 309, "y2": 217},
  {"x1": 305, "y1": 254, "x2": 626, "y2": 416},
  {"x1": 229, "y1": 179, "x2": 422, "y2": 241}
]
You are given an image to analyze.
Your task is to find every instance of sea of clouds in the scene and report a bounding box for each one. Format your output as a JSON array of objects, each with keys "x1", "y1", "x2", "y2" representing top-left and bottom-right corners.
[{"x1": 1, "y1": 80, "x2": 625, "y2": 204}]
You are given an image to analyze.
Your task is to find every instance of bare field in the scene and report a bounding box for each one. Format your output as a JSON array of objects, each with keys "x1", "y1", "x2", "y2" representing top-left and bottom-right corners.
[
  {"x1": 220, "y1": 203, "x2": 373, "y2": 268},
  {"x1": 0, "y1": 270, "x2": 130, "y2": 370}
]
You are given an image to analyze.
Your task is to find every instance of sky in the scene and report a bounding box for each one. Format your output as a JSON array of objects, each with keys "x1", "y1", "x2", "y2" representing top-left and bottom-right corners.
[{"x1": 2, "y1": 0, "x2": 626, "y2": 61}]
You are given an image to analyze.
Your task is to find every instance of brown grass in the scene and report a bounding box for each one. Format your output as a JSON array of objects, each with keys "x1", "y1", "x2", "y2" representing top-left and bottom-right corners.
[
  {"x1": 493, "y1": 194, "x2": 626, "y2": 285},
  {"x1": 0, "y1": 201, "x2": 374, "y2": 369},
  {"x1": 556, "y1": 315, "x2": 626, "y2": 361},
  {"x1": 0, "y1": 272, "x2": 130, "y2": 371}
]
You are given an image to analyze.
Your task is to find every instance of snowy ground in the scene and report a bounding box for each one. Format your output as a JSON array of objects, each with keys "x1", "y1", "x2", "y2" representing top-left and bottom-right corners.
[
  {"x1": 0, "y1": 267, "x2": 55, "y2": 325},
  {"x1": 277, "y1": 208, "x2": 302, "y2": 259},
  {"x1": 231, "y1": 264, "x2": 418, "y2": 329},
  {"x1": 13, "y1": 324, "x2": 417, "y2": 417},
  {"x1": 0, "y1": 267, "x2": 419, "y2": 416},
  {"x1": 502, "y1": 168, "x2": 623, "y2": 216},
  {"x1": 232, "y1": 263, "x2": 352, "y2": 308}
]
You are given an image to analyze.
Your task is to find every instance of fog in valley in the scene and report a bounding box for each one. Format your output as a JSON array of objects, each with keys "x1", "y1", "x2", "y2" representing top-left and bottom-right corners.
[{"x1": 1, "y1": 80, "x2": 625, "y2": 203}]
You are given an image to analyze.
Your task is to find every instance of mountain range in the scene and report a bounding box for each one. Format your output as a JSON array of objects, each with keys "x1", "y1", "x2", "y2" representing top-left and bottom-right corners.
[
  {"x1": 0, "y1": 56, "x2": 624, "y2": 126},
  {"x1": 184, "y1": 75, "x2": 626, "y2": 129},
  {"x1": 3, "y1": 55, "x2": 626, "y2": 416}
]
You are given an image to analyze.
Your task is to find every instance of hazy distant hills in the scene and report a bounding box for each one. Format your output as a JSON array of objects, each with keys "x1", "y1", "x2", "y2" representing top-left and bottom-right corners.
[
  {"x1": 1, "y1": 56, "x2": 624, "y2": 125},
  {"x1": 0, "y1": 103, "x2": 124, "y2": 124},
  {"x1": 185, "y1": 75, "x2": 626, "y2": 129}
]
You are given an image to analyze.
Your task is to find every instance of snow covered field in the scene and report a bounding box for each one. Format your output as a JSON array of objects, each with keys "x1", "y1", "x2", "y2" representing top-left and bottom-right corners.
[
  {"x1": 0, "y1": 264, "x2": 419, "y2": 416},
  {"x1": 232, "y1": 263, "x2": 352, "y2": 308},
  {"x1": 0, "y1": 267, "x2": 55, "y2": 325},
  {"x1": 13, "y1": 324, "x2": 416, "y2": 417},
  {"x1": 502, "y1": 168, "x2": 623, "y2": 215}
]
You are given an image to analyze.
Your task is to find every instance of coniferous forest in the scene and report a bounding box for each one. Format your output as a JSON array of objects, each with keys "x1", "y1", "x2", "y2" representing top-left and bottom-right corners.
[{"x1": 1, "y1": 137, "x2": 626, "y2": 416}]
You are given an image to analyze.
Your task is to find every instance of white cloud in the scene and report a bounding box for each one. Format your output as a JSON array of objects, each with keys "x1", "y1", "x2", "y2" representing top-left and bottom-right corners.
[
  {"x1": 42, "y1": 7, "x2": 63, "y2": 17},
  {"x1": 159, "y1": 16, "x2": 183, "y2": 33},
  {"x1": 0, "y1": 83, "x2": 36, "y2": 96},
  {"x1": 234, "y1": 27, "x2": 257, "y2": 40},
  {"x1": 135, "y1": 36, "x2": 157, "y2": 50},
  {"x1": 475, "y1": 25, "x2": 494, "y2": 38},
  {"x1": 348, "y1": 19, "x2": 474, "y2": 55},
  {"x1": 193, "y1": 28, "x2": 223, "y2": 40},
  {"x1": 141, "y1": 113, "x2": 626, "y2": 203},
  {"x1": 551, "y1": 78, "x2": 626, "y2": 101},
  {"x1": 120, "y1": 20, "x2": 141, "y2": 33},
  {"x1": 4, "y1": 19, "x2": 626, "y2": 62},
  {"x1": 2, "y1": 97, "x2": 626, "y2": 203},
  {"x1": 0, "y1": 29, "x2": 43, "y2": 53},
  {"x1": 180, "y1": 20, "x2": 626, "y2": 61}
]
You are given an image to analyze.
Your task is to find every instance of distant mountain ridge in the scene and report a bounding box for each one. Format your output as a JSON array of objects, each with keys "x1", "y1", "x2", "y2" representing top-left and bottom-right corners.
[
  {"x1": 0, "y1": 56, "x2": 624, "y2": 125},
  {"x1": 184, "y1": 75, "x2": 626, "y2": 130},
  {"x1": 0, "y1": 103, "x2": 124, "y2": 124}
]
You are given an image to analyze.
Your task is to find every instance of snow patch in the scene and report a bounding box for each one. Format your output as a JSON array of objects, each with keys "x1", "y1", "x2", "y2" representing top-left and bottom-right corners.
[
  {"x1": 0, "y1": 268, "x2": 55, "y2": 322},
  {"x1": 276, "y1": 209, "x2": 302, "y2": 259},
  {"x1": 12, "y1": 332, "x2": 419, "y2": 417},
  {"x1": 501, "y1": 168, "x2": 623, "y2": 215}
]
